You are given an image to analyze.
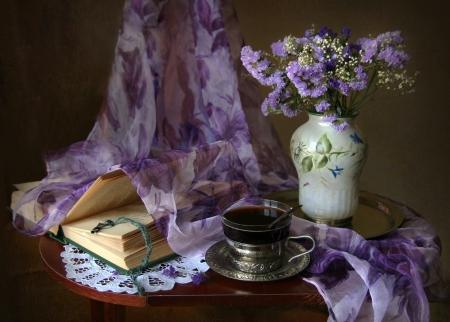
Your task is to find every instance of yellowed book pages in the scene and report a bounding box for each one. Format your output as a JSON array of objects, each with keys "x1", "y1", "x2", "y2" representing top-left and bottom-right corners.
[
  {"x1": 62, "y1": 201, "x2": 154, "y2": 239},
  {"x1": 63, "y1": 169, "x2": 141, "y2": 225},
  {"x1": 64, "y1": 229, "x2": 147, "y2": 269},
  {"x1": 69, "y1": 226, "x2": 164, "y2": 252},
  {"x1": 11, "y1": 181, "x2": 47, "y2": 230},
  {"x1": 11, "y1": 181, "x2": 41, "y2": 211},
  {"x1": 64, "y1": 228, "x2": 174, "y2": 270}
]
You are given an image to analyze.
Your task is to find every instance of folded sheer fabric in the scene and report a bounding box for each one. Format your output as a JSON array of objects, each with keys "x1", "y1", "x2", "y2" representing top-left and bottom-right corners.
[
  {"x1": 13, "y1": 0, "x2": 297, "y2": 244},
  {"x1": 291, "y1": 203, "x2": 447, "y2": 321},
  {"x1": 12, "y1": 1, "x2": 447, "y2": 321}
]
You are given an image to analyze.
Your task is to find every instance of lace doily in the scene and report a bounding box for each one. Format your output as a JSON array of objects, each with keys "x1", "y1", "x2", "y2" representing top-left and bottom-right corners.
[{"x1": 61, "y1": 244, "x2": 210, "y2": 294}]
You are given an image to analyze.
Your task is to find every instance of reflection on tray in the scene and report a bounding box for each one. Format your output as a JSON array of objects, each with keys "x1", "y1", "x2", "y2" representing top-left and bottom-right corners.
[{"x1": 264, "y1": 190, "x2": 403, "y2": 239}]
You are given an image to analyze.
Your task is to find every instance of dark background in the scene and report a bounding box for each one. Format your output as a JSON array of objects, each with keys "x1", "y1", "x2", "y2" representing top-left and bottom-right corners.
[{"x1": 1, "y1": 0, "x2": 449, "y2": 320}]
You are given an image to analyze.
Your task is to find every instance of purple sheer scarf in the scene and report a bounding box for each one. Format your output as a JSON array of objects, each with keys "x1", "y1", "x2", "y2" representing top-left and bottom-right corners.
[
  {"x1": 13, "y1": 0, "x2": 297, "y2": 238},
  {"x1": 291, "y1": 201, "x2": 448, "y2": 321}
]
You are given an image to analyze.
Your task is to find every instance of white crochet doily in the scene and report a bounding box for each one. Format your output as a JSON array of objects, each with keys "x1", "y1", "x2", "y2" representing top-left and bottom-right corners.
[{"x1": 61, "y1": 244, "x2": 210, "y2": 294}]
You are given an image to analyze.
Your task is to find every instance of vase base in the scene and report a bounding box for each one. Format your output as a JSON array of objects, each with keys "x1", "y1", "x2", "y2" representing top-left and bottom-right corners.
[{"x1": 303, "y1": 214, "x2": 353, "y2": 228}]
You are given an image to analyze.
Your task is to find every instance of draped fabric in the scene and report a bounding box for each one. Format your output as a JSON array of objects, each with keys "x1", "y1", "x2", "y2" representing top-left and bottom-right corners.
[
  {"x1": 12, "y1": 0, "x2": 447, "y2": 321},
  {"x1": 291, "y1": 201, "x2": 448, "y2": 322},
  {"x1": 13, "y1": 0, "x2": 298, "y2": 239}
]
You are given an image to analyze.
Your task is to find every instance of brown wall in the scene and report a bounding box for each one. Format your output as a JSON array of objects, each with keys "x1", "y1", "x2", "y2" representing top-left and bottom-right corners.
[
  {"x1": 0, "y1": 1, "x2": 127, "y2": 320},
  {"x1": 1, "y1": 0, "x2": 449, "y2": 320}
]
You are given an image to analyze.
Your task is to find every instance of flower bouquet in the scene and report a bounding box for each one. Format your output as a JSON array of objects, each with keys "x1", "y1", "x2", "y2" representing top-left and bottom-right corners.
[
  {"x1": 240, "y1": 25, "x2": 418, "y2": 131},
  {"x1": 241, "y1": 25, "x2": 419, "y2": 223}
]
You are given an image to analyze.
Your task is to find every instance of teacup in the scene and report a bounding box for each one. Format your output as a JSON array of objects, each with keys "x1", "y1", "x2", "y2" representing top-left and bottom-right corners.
[{"x1": 222, "y1": 198, "x2": 315, "y2": 274}]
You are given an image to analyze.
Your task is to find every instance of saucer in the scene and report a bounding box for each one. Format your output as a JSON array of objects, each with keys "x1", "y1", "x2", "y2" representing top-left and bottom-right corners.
[{"x1": 205, "y1": 240, "x2": 310, "y2": 282}]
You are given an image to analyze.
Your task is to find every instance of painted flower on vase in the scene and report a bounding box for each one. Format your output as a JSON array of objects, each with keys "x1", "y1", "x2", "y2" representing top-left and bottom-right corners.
[
  {"x1": 329, "y1": 166, "x2": 344, "y2": 178},
  {"x1": 293, "y1": 128, "x2": 367, "y2": 184},
  {"x1": 240, "y1": 25, "x2": 418, "y2": 131}
]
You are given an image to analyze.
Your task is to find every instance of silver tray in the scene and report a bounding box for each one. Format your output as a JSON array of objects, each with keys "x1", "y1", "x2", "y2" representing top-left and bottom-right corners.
[
  {"x1": 205, "y1": 240, "x2": 310, "y2": 282},
  {"x1": 264, "y1": 190, "x2": 403, "y2": 239}
]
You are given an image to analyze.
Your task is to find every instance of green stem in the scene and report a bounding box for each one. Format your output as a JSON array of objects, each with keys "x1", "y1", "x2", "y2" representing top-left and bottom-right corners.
[
  {"x1": 341, "y1": 94, "x2": 347, "y2": 113},
  {"x1": 281, "y1": 93, "x2": 300, "y2": 104}
]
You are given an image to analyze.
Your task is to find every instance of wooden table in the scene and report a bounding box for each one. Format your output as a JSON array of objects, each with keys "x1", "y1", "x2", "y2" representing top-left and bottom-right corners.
[{"x1": 40, "y1": 234, "x2": 326, "y2": 321}]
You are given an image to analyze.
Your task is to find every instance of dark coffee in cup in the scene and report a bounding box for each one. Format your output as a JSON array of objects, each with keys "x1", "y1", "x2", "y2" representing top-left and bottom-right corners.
[{"x1": 222, "y1": 201, "x2": 291, "y2": 244}]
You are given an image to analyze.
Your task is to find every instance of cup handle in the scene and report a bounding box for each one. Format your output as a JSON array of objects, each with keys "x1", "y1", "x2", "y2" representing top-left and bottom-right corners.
[{"x1": 285, "y1": 235, "x2": 316, "y2": 262}]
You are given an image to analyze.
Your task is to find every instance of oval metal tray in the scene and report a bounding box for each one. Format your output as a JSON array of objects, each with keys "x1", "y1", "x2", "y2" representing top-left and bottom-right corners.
[{"x1": 264, "y1": 190, "x2": 403, "y2": 239}]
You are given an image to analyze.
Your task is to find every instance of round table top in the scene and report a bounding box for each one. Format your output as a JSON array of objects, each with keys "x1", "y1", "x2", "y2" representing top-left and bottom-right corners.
[{"x1": 39, "y1": 234, "x2": 324, "y2": 307}]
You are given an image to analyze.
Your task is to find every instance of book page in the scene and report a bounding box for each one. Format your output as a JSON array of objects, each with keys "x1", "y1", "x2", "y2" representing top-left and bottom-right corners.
[
  {"x1": 68, "y1": 225, "x2": 163, "y2": 251},
  {"x1": 62, "y1": 202, "x2": 154, "y2": 239},
  {"x1": 63, "y1": 169, "x2": 141, "y2": 225},
  {"x1": 10, "y1": 183, "x2": 48, "y2": 231},
  {"x1": 13, "y1": 181, "x2": 41, "y2": 193},
  {"x1": 65, "y1": 231, "x2": 174, "y2": 270}
]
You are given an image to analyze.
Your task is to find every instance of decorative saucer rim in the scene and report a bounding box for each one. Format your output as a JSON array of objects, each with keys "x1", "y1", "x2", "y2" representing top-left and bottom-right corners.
[{"x1": 205, "y1": 239, "x2": 310, "y2": 282}]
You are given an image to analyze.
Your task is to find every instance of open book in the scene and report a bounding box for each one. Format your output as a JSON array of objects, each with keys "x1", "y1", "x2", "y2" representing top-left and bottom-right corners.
[
  {"x1": 11, "y1": 169, "x2": 248, "y2": 272},
  {"x1": 12, "y1": 169, "x2": 175, "y2": 272},
  {"x1": 61, "y1": 200, "x2": 175, "y2": 271}
]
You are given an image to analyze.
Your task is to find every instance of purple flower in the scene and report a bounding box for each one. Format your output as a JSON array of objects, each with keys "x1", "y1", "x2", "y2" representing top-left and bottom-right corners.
[
  {"x1": 260, "y1": 71, "x2": 287, "y2": 112},
  {"x1": 266, "y1": 89, "x2": 282, "y2": 110},
  {"x1": 310, "y1": 85, "x2": 326, "y2": 98},
  {"x1": 349, "y1": 80, "x2": 366, "y2": 91},
  {"x1": 357, "y1": 38, "x2": 379, "y2": 50},
  {"x1": 325, "y1": 60, "x2": 336, "y2": 72},
  {"x1": 240, "y1": 46, "x2": 273, "y2": 84},
  {"x1": 257, "y1": 59, "x2": 271, "y2": 71},
  {"x1": 376, "y1": 30, "x2": 404, "y2": 46},
  {"x1": 271, "y1": 40, "x2": 288, "y2": 57},
  {"x1": 329, "y1": 78, "x2": 340, "y2": 89},
  {"x1": 331, "y1": 121, "x2": 350, "y2": 132},
  {"x1": 354, "y1": 65, "x2": 367, "y2": 81},
  {"x1": 305, "y1": 28, "x2": 316, "y2": 37},
  {"x1": 296, "y1": 37, "x2": 309, "y2": 45},
  {"x1": 296, "y1": 81, "x2": 310, "y2": 97},
  {"x1": 357, "y1": 38, "x2": 379, "y2": 63},
  {"x1": 378, "y1": 47, "x2": 410, "y2": 68},
  {"x1": 261, "y1": 98, "x2": 270, "y2": 116},
  {"x1": 264, "y1": 70, "x2": 285, "y2": 87},
  {"x1": 192, "y1": 272, "x2": 207, "y2": 285},
  {"x1": 281, "y1": 104, "x2": 300, "y2": 117},
  {"x1": 342, "y1": 43, "x2": 361, "y2": 59},
  {"x1": 318, "y1": 26, "x2": 336, "y2": 38},
  {"x1": 315, "y1": 100, "x2": 330, "y2": 113},
  {"x1": 338, "y1": 80, "x2": 350, "y2": 96},
  {"x1": 309, "y1": 63, "x2": 326, "y2": 84},
  {"x1": 241, "y1": 45, "x2": 260, "y2": 64},
  {"x1": 162, "y1": 265, "x2": 178, "y2": 279},
  {"x1": 341, "y1": 27, "x2": 352, "y2": 37},
  {"x1": 322, "y1": 113, "x2": 338, "y2": 122},
  {"x1": 362, "y1": 48, "x2": 378, "y2": 63},
  {"x1": 286, "y1": 62, "x2": 326, "y2": 98}
]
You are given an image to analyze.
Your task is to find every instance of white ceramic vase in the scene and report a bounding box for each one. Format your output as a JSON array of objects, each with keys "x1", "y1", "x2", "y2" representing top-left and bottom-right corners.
[{"x1": 290, "y1": 112, "x2": 368, "y2": 225}]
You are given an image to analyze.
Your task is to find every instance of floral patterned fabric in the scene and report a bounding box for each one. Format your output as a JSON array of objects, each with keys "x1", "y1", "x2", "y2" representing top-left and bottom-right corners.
[
  {"x1": 13, "y1": 0, "x2": 297, "y2": 239},
  {"x1": 12, "y1": 0, "x2": 447, "y2": 321},
  {"x1": 290, "y1": 202, "x2": 448, "y2": 322}
]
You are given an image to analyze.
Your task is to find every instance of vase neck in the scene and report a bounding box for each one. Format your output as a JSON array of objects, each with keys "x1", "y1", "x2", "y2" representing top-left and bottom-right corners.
[{"x1": 306, "y1": 112, "x2": 357, "y2": 127}]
